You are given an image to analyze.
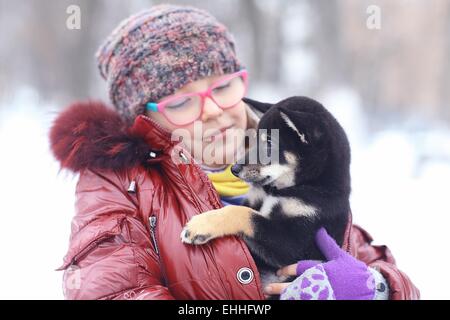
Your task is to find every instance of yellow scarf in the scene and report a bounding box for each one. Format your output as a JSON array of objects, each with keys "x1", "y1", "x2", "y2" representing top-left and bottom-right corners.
[{"x1": 207, "y1": 164, "x2": 249, "y2": 197}]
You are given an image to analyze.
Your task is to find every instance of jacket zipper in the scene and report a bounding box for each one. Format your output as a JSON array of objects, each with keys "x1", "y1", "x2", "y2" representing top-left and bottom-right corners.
[
  {"x1": 171, "y1": 156, "x2": 233, "y2": 298},
  {"x1": 149, "y1": 215, "x2": 168, "y2": 286},
  {"x1": 149, "y1": 216, "x2": 160, "y2": 255}
]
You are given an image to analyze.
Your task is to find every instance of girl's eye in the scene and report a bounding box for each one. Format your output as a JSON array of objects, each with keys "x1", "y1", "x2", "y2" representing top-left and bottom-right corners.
[
  {"x1": 166, "y1": 97, "x2": 190, "y2": 109},
  {"x1": 212, "y1": 81, "x2": 231, "y2": 92}
]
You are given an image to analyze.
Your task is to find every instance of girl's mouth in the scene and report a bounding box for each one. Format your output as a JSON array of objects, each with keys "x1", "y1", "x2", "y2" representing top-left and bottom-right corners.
[{"x1": 204, "y1": 125, "x2": 234, "y2": 142}]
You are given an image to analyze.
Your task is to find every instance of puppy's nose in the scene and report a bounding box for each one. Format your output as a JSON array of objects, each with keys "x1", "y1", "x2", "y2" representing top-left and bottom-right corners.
[{"x1": 230, "y1": 164, "x2": 243, "y2": 177}]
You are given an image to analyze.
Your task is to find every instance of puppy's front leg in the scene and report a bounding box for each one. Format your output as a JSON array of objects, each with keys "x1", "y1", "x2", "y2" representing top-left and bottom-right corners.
[{"x1": 180, "y1": 205, "x2": 255, "y2": 245}]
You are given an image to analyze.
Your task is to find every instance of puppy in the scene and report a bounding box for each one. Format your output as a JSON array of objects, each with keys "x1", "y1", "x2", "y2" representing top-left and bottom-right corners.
[{"x1": 181, "y1": 96, "x2": 351, "y2": 288}]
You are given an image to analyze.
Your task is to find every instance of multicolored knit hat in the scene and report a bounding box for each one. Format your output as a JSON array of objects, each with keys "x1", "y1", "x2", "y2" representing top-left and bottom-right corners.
[{"x1": 96, "y1": 4, "x2": 244, "y2": 121}]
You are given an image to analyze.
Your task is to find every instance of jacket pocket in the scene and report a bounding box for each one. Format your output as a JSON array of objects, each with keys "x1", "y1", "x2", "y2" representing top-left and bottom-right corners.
[{"x1": 56, "y1": 214, "x2": 127, "y2": 271}]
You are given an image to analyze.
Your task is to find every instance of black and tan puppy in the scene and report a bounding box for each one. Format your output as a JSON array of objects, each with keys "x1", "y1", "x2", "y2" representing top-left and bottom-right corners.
[{"x1": 181, "y1": 96, "x2": 351, "y2": 286}]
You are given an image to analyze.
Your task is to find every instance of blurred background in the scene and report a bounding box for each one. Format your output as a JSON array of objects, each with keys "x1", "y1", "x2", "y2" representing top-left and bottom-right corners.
[{"x1": 0, "y1": 0, "x2": 449, "y2": 299}]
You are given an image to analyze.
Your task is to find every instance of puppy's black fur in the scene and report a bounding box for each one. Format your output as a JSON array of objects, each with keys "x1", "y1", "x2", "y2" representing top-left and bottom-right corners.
[{"x1": 237, "y1": 96, "x2": 351, "y2": 282}]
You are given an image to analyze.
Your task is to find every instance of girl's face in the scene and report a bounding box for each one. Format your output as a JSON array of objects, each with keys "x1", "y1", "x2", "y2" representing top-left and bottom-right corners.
[{"x1": 146, "y1": 74, "x2": 248, "y2": 167}]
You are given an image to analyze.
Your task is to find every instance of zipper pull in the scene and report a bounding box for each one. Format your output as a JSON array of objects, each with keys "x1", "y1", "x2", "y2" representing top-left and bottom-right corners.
[
  {"x1": 150, "y1": 216, "x2": 157, "y2": 228},
  {"x1": 149, "y1": 216, "x2": 159, "y2": 255}
]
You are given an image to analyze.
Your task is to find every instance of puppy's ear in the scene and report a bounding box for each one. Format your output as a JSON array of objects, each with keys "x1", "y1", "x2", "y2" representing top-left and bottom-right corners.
[
  {"x1": 279, "y1": 110, "x2": 324, "y2": 146},
  {"x1": 242, "y1": 97, "x2": 273, "y2": 114},
  {"x1": 279, "y1": 111, "x2": 309, "y2": 144}
]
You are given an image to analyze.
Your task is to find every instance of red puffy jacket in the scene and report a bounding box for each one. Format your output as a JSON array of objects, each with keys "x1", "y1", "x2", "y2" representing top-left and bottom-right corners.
[{"x1": 49, "y1": 98, "x2": 420, "y2": 300}]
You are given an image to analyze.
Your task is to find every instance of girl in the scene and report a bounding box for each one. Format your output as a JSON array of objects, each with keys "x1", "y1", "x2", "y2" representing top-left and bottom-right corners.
[{"x1": 50, "y1": 4, "x2": 419, "y2": 300}]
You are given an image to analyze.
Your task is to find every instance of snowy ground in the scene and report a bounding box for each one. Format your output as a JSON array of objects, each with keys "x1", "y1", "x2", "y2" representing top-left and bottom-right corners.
[{"x1": 0, "y1": 87, "x2": 449, "y2": 299}]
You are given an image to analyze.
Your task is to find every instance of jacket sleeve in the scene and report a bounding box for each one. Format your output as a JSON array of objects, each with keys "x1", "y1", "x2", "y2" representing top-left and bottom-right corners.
[
  {"x1": 350, "y1": 225, "x2": 420, "y2": 300},
  {"x1": 58, "y1": 169, "x2": 174, "y2": 300}
]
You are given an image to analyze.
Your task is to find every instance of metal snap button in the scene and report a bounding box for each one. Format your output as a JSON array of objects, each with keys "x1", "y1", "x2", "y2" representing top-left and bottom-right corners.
[
  {"x1": 127, "y1": 180, "x2": 136, "y2": 193},
  {"x1": 377, "y1": 282, "x2": 386, "y2": 292},
  {"x1": 237, "y1": 267, "x2": 254, "y2": 284}
]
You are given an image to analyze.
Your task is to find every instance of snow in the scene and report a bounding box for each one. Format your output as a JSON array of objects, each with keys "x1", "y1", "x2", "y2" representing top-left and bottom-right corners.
[
  {"x1": 0, "y1": 87, "x2": 449, "y2": 299},
  {"x1": 322, "y1": 88, "x2": 450, "y2": 300},
  {"x1": 0, "y1": 88, "x2": 77, "y2": 299}
]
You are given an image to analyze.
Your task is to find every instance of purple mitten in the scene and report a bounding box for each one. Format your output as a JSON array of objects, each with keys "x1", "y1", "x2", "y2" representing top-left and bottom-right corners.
[{"x1": 280, "y1": 227, "x2": 376, "y2": 300}]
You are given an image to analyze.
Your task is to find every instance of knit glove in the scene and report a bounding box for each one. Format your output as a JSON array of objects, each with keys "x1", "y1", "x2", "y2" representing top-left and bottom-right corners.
[{"x1": 280, "y1": 227, "x2": 389, "y2": 300}]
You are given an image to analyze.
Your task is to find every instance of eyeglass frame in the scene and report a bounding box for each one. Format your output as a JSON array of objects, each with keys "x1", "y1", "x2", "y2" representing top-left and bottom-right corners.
[{"x1": 145, "y1": 69, "x2": 249, "y2": 126}]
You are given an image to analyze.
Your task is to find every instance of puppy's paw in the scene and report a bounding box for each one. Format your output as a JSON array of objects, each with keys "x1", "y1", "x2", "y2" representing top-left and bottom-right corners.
[
  {"x1": 180, "y1": 227, "x2": 213, "y2": 245},
  {"x1": 180, "y1": 211, "x2": 222, "y2": 245}
]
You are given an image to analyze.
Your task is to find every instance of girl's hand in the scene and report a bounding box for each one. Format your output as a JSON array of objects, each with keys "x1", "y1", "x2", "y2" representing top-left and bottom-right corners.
[
  {"x1": 263, "y1": 264, "x2": 297, "y2": 297},
  {"x1": 265, "y1": 227, "x2": 379, "y2": 300}
]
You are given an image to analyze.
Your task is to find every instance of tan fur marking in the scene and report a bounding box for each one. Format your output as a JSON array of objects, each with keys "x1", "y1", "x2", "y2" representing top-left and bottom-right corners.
[{"x1": 182, "y1": 205, "x2": 255, "y2": 244}]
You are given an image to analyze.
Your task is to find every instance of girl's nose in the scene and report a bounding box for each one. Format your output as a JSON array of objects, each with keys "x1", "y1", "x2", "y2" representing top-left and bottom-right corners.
[{"x1": 201, "y1": 98, "x2": 223, "y2": 122}]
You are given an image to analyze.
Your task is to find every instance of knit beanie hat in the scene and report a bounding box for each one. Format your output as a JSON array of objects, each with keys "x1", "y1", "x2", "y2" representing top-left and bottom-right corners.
[{"x1": 96, "y1": 4, "x2": 244, "y2": 121}]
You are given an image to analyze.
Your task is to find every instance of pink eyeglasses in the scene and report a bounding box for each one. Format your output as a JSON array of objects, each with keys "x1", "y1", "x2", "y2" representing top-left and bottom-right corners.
[{"x1": 146, "y1": 69, "x2": 248, "y2": 126}]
